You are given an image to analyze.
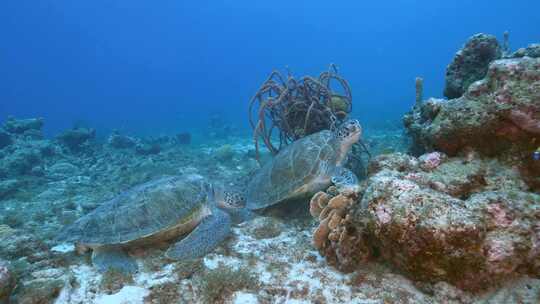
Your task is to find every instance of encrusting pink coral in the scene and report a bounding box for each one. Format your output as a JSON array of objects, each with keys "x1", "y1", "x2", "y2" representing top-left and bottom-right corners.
[{"x1": 509, "y1": 109, "x2": 540, "y2": 134}]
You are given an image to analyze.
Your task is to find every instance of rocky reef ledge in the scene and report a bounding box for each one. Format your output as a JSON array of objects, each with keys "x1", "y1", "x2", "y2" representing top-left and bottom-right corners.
[
  {"x1": 404, "y1": 38, "x2": 540, "y2": 190},
  {"x1": 312, "y1": 152, "x2": 539, "y2": 292},
  {"x1": 312, "y1": 33, "x2": 540, "y2": 300}
]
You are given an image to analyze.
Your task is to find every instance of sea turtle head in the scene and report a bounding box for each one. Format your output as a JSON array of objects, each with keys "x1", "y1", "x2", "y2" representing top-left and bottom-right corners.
[
  {"x1": 220, "y1": 191, "x2": 247, "y2": 210},
  {"x1": 210, "y1": 184, "x2": 253, "y2": 224},
  {"x1": 208, "y1": 184, "x2": 246, "y2": 210},
  {"x1": 335, "y1": 119, "x2": 362, "y2": 147}
]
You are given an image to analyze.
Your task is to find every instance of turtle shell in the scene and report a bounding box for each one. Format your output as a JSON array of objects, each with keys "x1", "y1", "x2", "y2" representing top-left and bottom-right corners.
[
  {"x1": 246, "y1": 130, "x2": 339, "y2": 210},
  {"x1": 58, "y1": 175, "x2": 209, "y2": 246}
]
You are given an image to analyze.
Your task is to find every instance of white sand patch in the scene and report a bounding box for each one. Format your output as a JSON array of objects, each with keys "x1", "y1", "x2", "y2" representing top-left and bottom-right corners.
[
  {"x1": 231, "y1": 292, "x2": 259, "y2": 304},
  {"x1": 226, "y1": 219, "x2": 380, "y2": 303},
  {"x1": 55, "y1": 259, "x2": 177, "y2": 303},
  {"x1": 55, "y1": 265, "x2": 102, "y2": 304},
  {"x1": 94, "y1": 286, "x2": 149, "y2": 304},
  {"x1": 134, "y1": 263, "x2": 175, "y2": 287},
  {"x1": 51, "y1": 212, "x2": 442, "y2": 303},
  {"x1": 203, "y1": 254, "x2": 242, "y2": 270},
  {"x1": 51, "y1": 243, "x2": 75, "y2": 253}
]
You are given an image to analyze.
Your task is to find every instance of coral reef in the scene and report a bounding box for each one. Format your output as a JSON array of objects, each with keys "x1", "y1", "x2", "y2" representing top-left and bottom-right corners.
[
  {"x1": 443, "y1": 33, "x2": 502, "y2": 99},
  {"x1": 4, "y1": 117, "x2": 44, "y2": 136},
  {"x1": 311, "y1": 152, "x2": 540, "y2": 291},
  {"x1": 511, "y1": 43, "x2": 540, "y2": 58},
  {"x1": 56, "y1": 127, "x2": 96, "y2": 151},
  {"x1": 107, "y1": 132, "x2": 136, "y2": 149},
  {"x1": 0, "y1": 117, "x2": 59, "y2": 179},
  {"x1": 1, "y1": 33, "x2": 538, "y2": 301},
  {"x1": 107, "y1": 131, "x2": 169, "y2": 155},
  {"x1": 319, "y1": 37, "x2": 540, "y2": 291},
  {"x1": 405, "y1": 55, "x2": 540, "y2": 188}
]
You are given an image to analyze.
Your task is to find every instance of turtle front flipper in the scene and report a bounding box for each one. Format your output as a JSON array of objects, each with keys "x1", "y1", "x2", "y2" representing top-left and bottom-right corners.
[
  {"x1": 165, "y1": 208, "x2": 231, "y2": 260},
  {"x1": 92, "y1": 246, "x2": 138, "y2": 274},
  {"x1": 331, "y1": 166, "x2": 360, "y2": 194}
]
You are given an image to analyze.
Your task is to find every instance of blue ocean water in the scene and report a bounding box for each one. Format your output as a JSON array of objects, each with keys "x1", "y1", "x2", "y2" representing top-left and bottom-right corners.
[{"x1": 1, "y1": 0, "x2": 539, "y2": 136}]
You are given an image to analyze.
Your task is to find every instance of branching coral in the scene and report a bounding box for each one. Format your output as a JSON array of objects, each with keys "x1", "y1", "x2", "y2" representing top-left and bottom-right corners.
[
  {"x1": 310, "y1": 187, "x2": 368, "y2": 272},
  {"x1": 249, "y1": 64, "x2": 353, "y2": 162}
]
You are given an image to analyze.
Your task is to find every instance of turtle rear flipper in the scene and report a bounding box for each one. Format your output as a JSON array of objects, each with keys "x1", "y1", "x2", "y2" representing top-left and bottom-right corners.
[
  {"x1": 165, "y1": 208, "x2": 231, "y2": 260},
  {"x1": 92, "y1": 247, "x2": 138, "y2": 274}
]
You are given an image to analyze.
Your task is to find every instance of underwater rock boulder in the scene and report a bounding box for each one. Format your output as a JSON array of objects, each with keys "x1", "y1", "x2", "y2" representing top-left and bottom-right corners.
[
  {"x1": 0, "y1": 148, "x2": 42, "y2": 177},
  {"x1": 12, "y1": 277, "x2": 64, "y2": 304},
  {"x1": 3, "y1": 117, "x2": 44, "y2": 135},
  {"x1": 511, "y1": 43, "x2": 540, "y2": 58},
  {"x1": 108, "y1": 132, "x2": 136, "y2": 149},
  {"x1": 405, "y1": 56, "x2": 540, "y2": 157},
  {"x1": 0, "y1": 225, "x2": 51, "y2": 262},
  {"x1": 56, "y1": 127, "x2": 96, "y2": 151},
  {"x1": 443, "y1": 33, "x2": 502, "y2": 99},
  {"x1": 366, "y1": 152, "x2": 420, "y2": 175},
  {"x1": 0, "y1": 260, "x2": 15, "y2": 303},
  {"x1": 0, "y1": 179, "x2": 19, "y2": 200},
  {"x1": 135, "y1": 142, "x2": 160, "y2": 155},
  {"x1": 311, "y1": 152, "x2": 540, "y2": 291},
  {"x1": 215, "y1": 144, "x2": 234, "y2": 161},
  {"x1": 0, "y1": 130, "x2": 12, "y2": 150}
]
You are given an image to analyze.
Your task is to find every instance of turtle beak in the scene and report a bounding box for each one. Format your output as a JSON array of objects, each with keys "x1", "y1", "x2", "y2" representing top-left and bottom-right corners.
[{"x1": 346, "y1": 119, "x2": 362, "y2": 136}]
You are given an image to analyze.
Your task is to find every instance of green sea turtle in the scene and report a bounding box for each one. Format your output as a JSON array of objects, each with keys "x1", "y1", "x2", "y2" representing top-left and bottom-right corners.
[
  {"x1": 246, "y1": 119, "x2": 362, "y2": 210},
  {"x1": 56, "y1": 174, "x2": 248, "y2": 274}
]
